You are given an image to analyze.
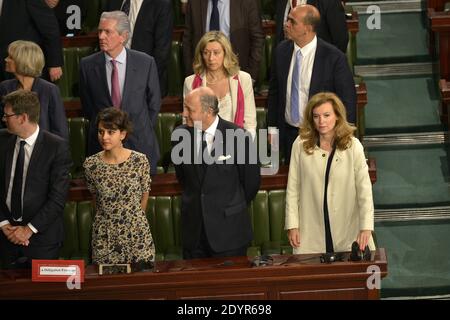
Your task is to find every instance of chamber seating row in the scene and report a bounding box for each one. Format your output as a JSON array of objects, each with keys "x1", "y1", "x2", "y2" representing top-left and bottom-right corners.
[{"x1": 59, "y1": 189, "x2": 292, "y2": 263}]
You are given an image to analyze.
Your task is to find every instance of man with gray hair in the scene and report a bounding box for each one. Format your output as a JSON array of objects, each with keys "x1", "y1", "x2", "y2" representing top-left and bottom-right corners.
[
  {"x1": 173, "y1": 87, "x2": 260, "y2": 259},
  {"x1": 79, "y1": 11, "x2": 161, "y2": 174}
]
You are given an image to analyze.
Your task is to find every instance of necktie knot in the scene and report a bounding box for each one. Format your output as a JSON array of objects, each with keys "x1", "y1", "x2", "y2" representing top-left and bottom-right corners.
[{"x1": 19, "y1": 140, "x2": 26, "y2": 148}]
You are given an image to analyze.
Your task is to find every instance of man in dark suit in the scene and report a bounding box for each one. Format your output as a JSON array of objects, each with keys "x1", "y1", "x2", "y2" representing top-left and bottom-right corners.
[
  {"x1": 0, "y1": 0, "x2": 63, "y2": 82},
  {"x1": 79, "y1": 11, "x2": 161, "y2": 175},
  {"x1": 183, "y1": 0, "x2": 264, "y2": 82},
  {"x1": 275, "y1": 0, "x2": 349, "y2": 53},
  {"x1": 105, "y1": 0, "x2": 173, "y2": 97},
  {"x1": 268, "y1": 4, "x2": 356, "y2": 162},
  {"x1": 173, "y1": 86, "x2": 260, "y2": 259},
  {"x1": 0, "y1": 90, "x2": 72, "y2": 269}
]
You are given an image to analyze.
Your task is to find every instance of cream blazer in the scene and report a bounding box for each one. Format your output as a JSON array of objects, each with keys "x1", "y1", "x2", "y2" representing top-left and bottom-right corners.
[
  {"x1": 183, "y1": 71, "x2": 257, "y2": 137},
  {"x1": 285, "y1": 136, "x2": 375, "y2": 254}
]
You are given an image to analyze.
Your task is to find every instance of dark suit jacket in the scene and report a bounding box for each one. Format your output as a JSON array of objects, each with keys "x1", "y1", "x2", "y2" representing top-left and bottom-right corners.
[
  {"x1": 106, "y1": 0, "x2": 173, "y2": 97},
  {"x1": 275, "y1": 0, "x2": 349, "y2": 53},
  {"x1": 0, "y1": 0, "x2": 63, "y2": 81},
  {"x1": 173, "y1": 117, "x2": 260, "y2": 252},
  {"x1": 268, "y1": 38, "x2": 356, "y2": 151},
  {"x1": 79, "y1": 49, "x2": 161, "y2": 174},
  {"x1": 0, "y1": 130, "x2": 72, "y2": 246},
  {"x1": 183, "y1": 0, "x2": 264, "y2": 81},
  {"x1": 0, "y1": 78, "x2": 69, "y2": 140}
]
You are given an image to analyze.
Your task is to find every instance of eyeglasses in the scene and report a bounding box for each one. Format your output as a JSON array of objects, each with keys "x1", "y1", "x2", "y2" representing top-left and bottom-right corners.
[{"x1": 2, "y1": 113, "x2": 20, "y2": 120}]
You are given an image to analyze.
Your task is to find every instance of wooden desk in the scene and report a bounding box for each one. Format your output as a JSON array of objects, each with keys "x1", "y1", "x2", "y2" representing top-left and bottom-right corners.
[
  {"x1": 440, "y1": 79, "x2": 450, "y2": 125},
  {"x1": 428, "y1": 9, "x2": 450, "y2": 79},
  {"x1": 0, "y1": 249, "x2": 387, "y2": 300}
]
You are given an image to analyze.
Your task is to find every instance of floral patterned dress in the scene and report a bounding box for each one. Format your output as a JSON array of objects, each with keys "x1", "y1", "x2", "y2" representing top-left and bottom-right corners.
[{"x1": 83, "y1": 151, "x2": 154, "y2": 264}]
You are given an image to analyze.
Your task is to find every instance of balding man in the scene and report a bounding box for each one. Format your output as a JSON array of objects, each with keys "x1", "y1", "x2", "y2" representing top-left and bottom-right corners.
[
  {"x1": 172, "y1": 87, "x2": 260, "y2": 259},
  {"x1": 268, "y1": 4, "x2": 356, "y2": 163},
  {"x1": 275, "y1": 0, "x2": 349, "y2": 53}
]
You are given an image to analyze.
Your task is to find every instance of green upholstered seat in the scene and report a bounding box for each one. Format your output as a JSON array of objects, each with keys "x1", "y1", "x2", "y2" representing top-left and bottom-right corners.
[
  {"x1": 67, "y1": 117, "x2": 89, "y2": 178},
  {"x1": 167, "y1": 41, "x2": 184, "y2": 97},
  {"x1": 57, "y1": 47, "x2": 95, "y2": 100},
  {"x1": 155, "y1": 113, "x2": 183, "y2": 172},
  {"x1": 59, "y1": 201, "x2": 93, "y2": 264},
  {"x1": 60, "y1": 189, "x2": 290, "y2": 262},
  {"x1": 248, "y1": 190, "x2": 291, "y2": 257},
  {"x1": 146, "y1": 196, "x2": 183, "y2": 261}
]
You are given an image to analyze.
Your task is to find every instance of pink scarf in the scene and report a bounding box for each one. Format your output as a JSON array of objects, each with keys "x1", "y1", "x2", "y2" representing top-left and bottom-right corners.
[{"x1": 192, "y1": 74, "x2": 245, "y2": 128}]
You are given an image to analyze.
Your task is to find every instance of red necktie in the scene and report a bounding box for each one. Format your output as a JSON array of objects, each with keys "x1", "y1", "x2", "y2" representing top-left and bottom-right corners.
[{"x1": 111, "y1": 60, "x2": 121, "y2": 108}]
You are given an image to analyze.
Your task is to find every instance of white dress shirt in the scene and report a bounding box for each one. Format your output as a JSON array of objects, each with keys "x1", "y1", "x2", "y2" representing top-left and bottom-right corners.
[
  {"x1": 285, "y1": 36, "x2": 317, "y2": 127},
  {"x1": 105, "y1": 47, "x2": 127, "y2": 99},
  {"x1": 196, "y1": 115, "x2": 219, "y2": 155},
  {"x1": 0, "y1": 126, "x2": 40, "y2": 232}
]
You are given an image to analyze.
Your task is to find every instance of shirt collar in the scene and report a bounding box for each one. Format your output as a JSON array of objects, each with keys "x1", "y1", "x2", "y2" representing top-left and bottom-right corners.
[
  {"x1": 104, "y1": 47, "x2": 127, "y2": 64},
  {"x1": 196, "y1": 115, "x2": 219, "y2": 138},
  {"x1": 294, "y1": 35, "x2": 317, "y2": 57},
  {"x1": 18, "y1": 125, "x2": 39, "y2": 147}
]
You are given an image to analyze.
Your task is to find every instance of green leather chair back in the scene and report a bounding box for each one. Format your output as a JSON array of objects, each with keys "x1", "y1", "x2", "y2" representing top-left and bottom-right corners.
[
  {"x1": 167, "y1": 41, "x2": 184, "y2": 97},
  {"x1": 248, "y1": 190, "x2": 292, "y2": 256},
  {"x1": 59, "y1": 201, "x2": 93, "y2": 264},
  {"x1": 156, "y1": 113, "x2": 183, "y2": 171},
  {"x1": 58, "y1": 47, "x2": 95, "y2": 99},
  {"x1": 146, "y1": 196, "x2": 182, "y2": 261},
  {"x1": 68, "y1": 117, "x2": 89, "y2": 178}
]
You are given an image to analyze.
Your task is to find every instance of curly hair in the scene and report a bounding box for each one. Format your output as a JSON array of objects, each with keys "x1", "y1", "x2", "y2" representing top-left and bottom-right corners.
[{"x1": 300, "y1": 92, "x2": 356, "y2": 154}]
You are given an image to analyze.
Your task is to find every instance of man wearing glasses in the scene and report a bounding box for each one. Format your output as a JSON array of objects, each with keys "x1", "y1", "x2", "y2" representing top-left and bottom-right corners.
[{"x1": 0, "y1": 90, "x2": 72, "y2": 269}]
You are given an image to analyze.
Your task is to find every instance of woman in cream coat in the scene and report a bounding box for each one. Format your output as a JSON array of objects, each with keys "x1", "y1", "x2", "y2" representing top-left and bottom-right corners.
[
  {"x1": 285, "y1": 92, "x2": 375, "y2": 254},
  {"x1": 183, "y1": 31, "x2": 257, "y2": 138}
]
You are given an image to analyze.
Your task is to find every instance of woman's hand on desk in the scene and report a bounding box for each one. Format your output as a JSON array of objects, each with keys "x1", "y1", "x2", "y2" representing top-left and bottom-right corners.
[
  {"x1": 288, "y1": 228, "x2": 300, "y2": 248},
  {"x1": 356, "y1": 230, "x2": 372, "y2": 251}
]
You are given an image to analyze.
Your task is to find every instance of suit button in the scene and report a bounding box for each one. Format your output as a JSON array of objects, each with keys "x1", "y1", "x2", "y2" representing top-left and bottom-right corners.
[{"x1": 322, "y1": 154, "x2": 326, "y2": 157}]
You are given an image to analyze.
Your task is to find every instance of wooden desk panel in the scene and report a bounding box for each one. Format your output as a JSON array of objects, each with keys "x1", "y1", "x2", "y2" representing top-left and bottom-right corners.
[{"x1": 0, "y1": 249, "x2": 387, "y2": 300}]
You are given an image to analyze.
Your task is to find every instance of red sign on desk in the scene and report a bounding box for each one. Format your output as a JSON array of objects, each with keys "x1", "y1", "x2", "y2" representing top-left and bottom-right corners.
[{"x1": 32, "y1": 260, "x2": 85, "y2": 283}]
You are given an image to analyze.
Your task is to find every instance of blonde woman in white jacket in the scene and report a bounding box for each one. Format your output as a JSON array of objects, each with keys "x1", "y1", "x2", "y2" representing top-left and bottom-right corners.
[
  {"x1": 183, "y1": 31, "x2": 257, "y2": 138},
  {"x1": 285, "y1": 92, "x2": 375, "y2": 254}
]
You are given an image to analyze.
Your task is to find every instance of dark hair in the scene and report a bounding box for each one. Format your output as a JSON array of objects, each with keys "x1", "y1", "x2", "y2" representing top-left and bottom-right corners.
[
  {"x1": 2, "y1": 89, "x2": 40, "y2": 123},
  {"x1": 95, "y1": 107, "x2": 133, "y2": 140}
]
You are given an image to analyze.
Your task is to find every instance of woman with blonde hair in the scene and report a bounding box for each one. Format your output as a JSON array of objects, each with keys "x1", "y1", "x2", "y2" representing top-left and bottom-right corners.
[
  {"x1": 183, "y1": 31, "x2": 256, "y2": 137},
  {"x1": 285, "y1": 92, "x2": 375, "y2": 254},
  {"x1": 0, "y1": 40, "x2": 68, "y2": 139}
]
